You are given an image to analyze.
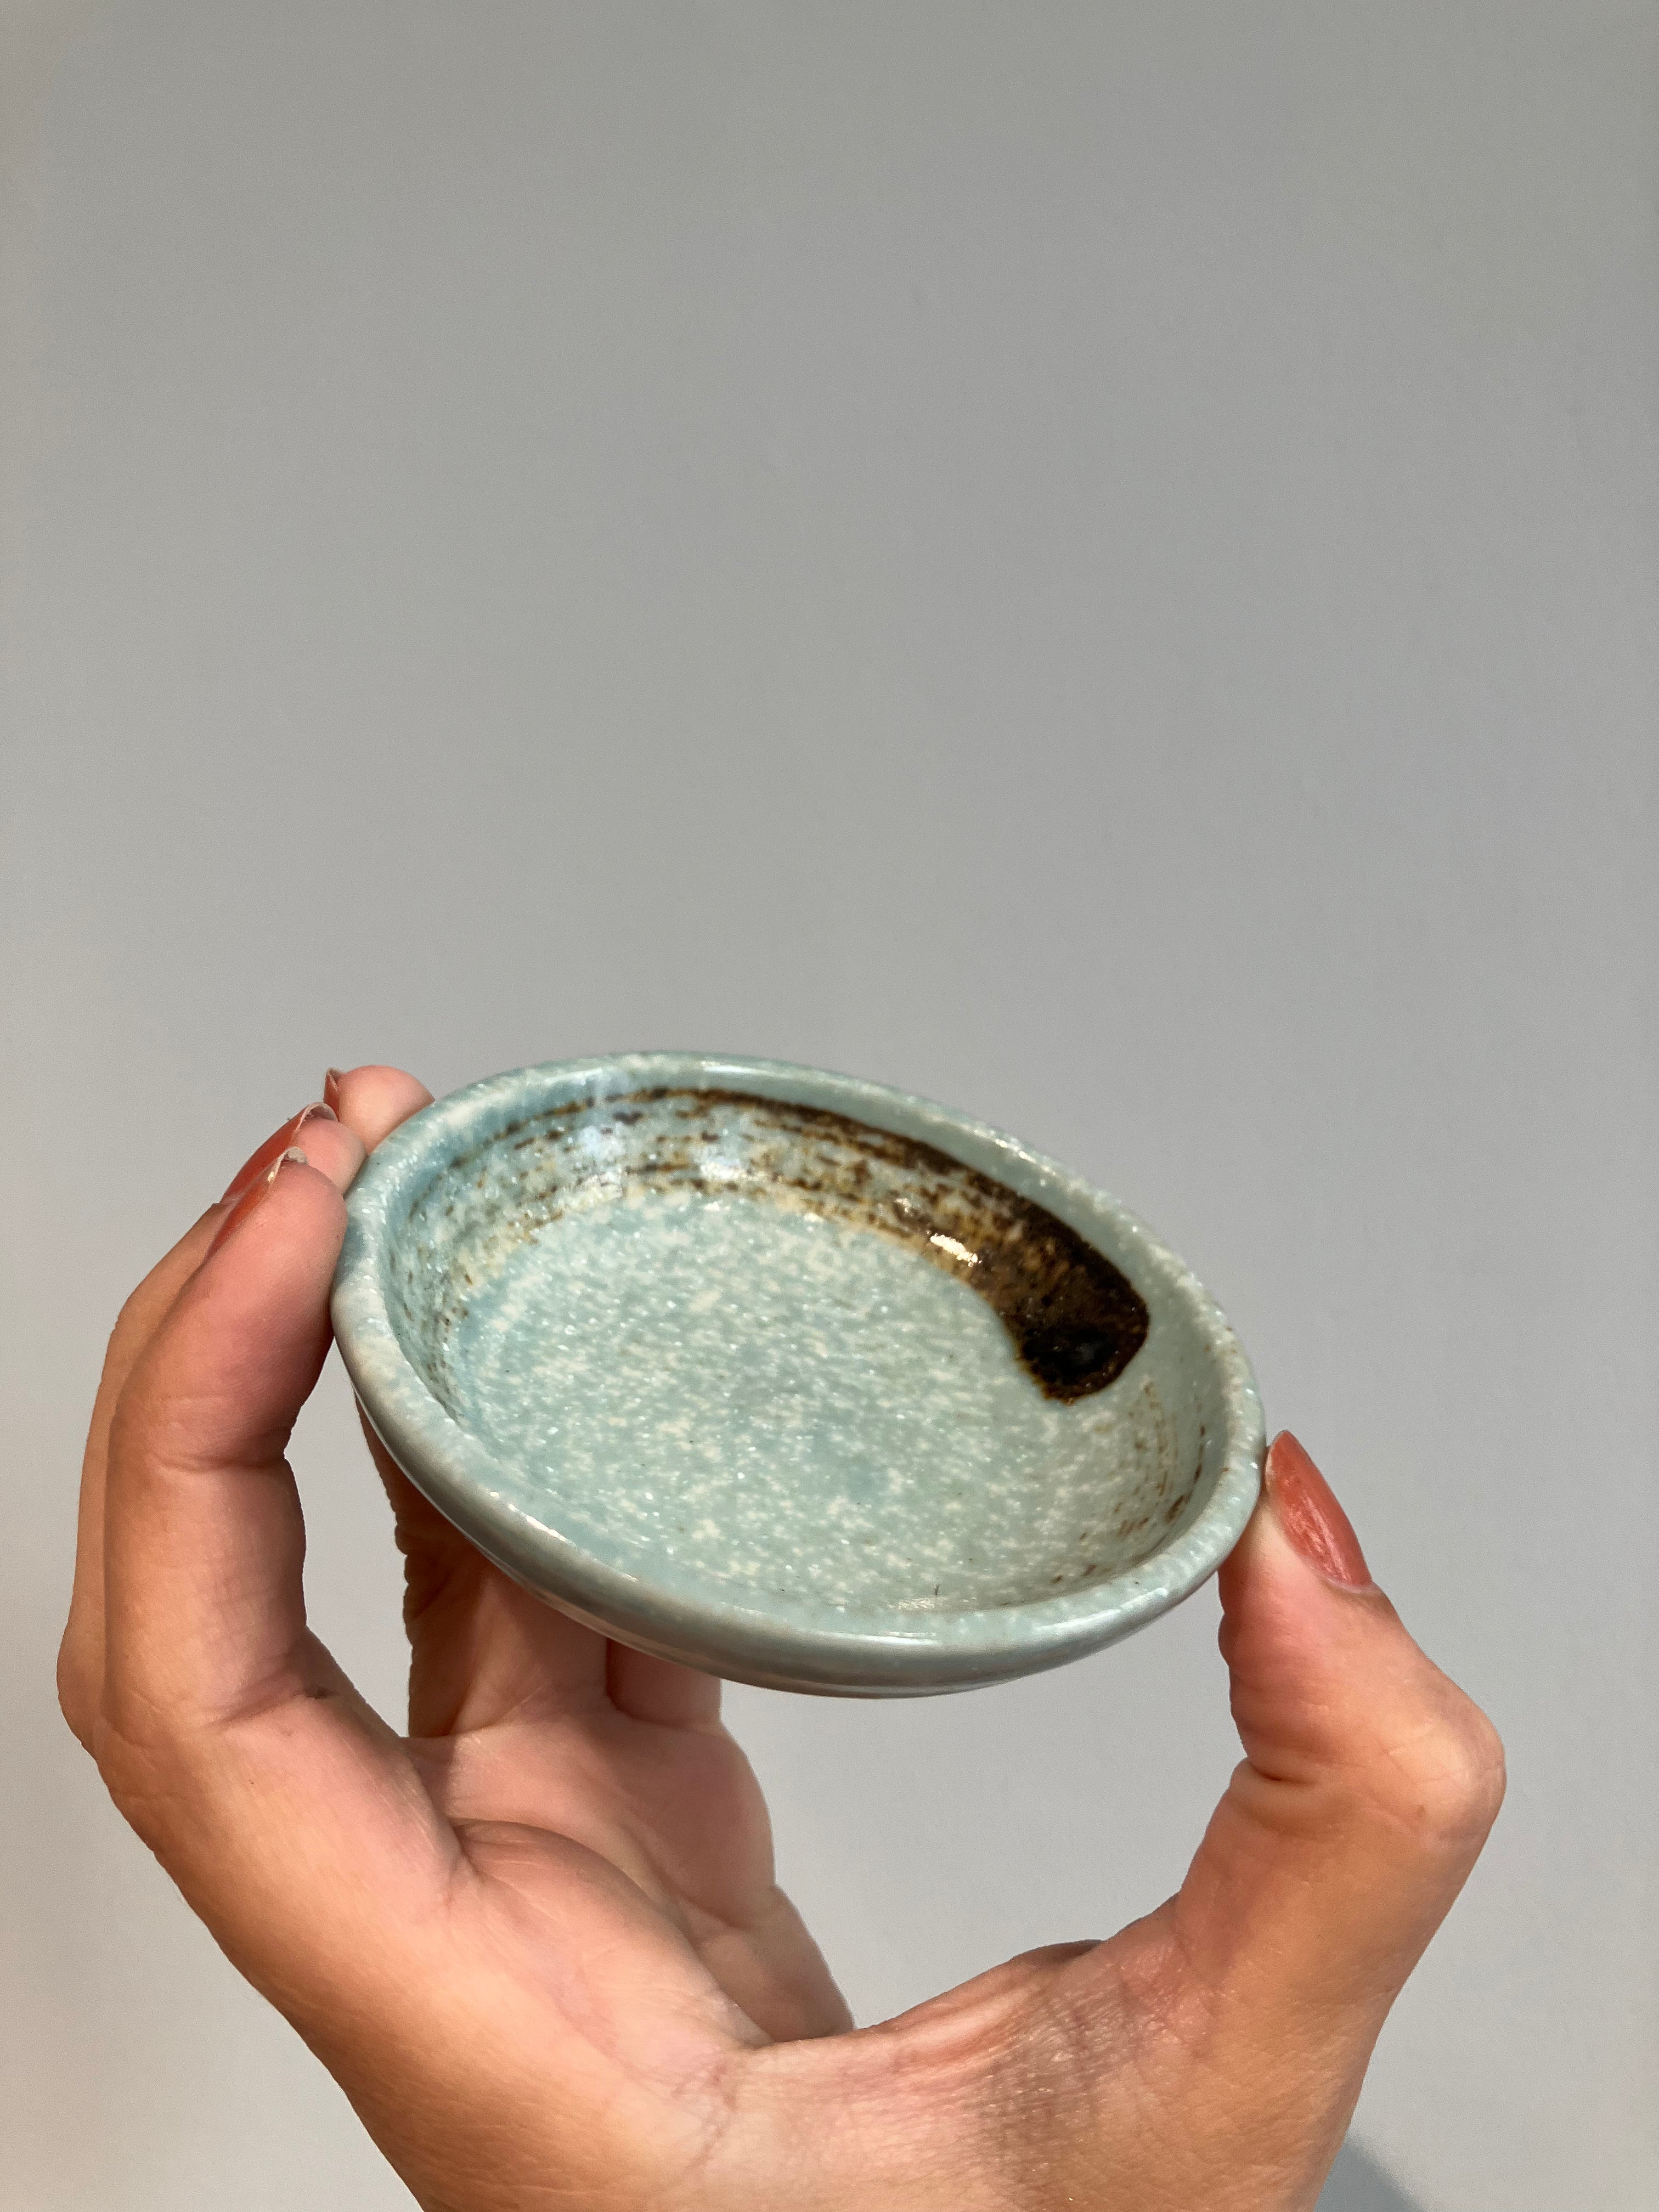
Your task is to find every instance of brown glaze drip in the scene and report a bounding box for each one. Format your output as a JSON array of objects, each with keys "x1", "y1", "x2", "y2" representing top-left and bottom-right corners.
[{"x1": 453, "y1": 1086, "x2": 1150, "y2": 1404}]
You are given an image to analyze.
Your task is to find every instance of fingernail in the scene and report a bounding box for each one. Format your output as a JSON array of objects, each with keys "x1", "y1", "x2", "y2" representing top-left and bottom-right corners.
[
  {"x1": 1265, "y1": 1431, "x2": 1372, "y2": 1589},
  {"x1": 323, "y1": 1068, "x2": 344, "y2": 1115},
  {"x1": 207, "y1": 1147, "x2": 308, "y2": 1257},
  {"x1": 220, "y1": 1103, "x2": 336, "y2": 1204}
]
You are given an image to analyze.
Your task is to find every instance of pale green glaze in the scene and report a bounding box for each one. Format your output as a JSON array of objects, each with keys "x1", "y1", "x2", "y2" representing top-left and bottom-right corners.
[{"x1": 331, "y1": 1054, "x2": 1265, "y2": 1695}]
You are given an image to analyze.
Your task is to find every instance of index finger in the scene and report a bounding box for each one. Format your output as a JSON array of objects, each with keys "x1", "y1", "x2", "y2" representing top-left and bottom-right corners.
[
  {"x1": 59, "y1": 1101, "x2": 363, "y2": 1746},
  {"x1": 97, "y1": 1151, "x2": 458, "y2": 2015}
]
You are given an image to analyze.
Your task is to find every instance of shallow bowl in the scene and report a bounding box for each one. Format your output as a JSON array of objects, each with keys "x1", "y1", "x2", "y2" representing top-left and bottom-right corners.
[{"x1": 331, "y1": 1054, "x2": 1263, "y2": 1695}]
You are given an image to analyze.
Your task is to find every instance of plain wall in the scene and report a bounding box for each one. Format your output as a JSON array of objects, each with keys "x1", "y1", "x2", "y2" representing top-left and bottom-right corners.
[{"x1": 3, "y1": 5, "x2": 1654, "y2": 2207}]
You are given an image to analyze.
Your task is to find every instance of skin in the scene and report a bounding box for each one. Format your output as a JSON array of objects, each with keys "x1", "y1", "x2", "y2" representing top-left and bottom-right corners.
[{"x1": 58, "y1": 1064, "x2": 1505, "y2": 2211}]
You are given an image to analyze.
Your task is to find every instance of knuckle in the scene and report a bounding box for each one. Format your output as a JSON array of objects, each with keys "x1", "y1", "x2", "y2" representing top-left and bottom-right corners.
[
  {"x1": 1369, "y1": 1685, "x2": 1506, "y2": 1853},
  {"x1": 89, "y1": 1716, "x2": 138, "y2": 1803},
  {"x1": 106, "y1": 1281, "x2": 157, "y2": 1370},
  {"x1": 91, "y1": 1719, "x2": 188, "y2": 1852},
  {"x1": 55, "y1": 1638, "x2": 98, "y2": 1754},
  {"x1": 105, "y1": 1386, "x2": 149, "y2": 1467},
  {"x1": 104, "y1": 1389, "x2": 182, "y2": 1498}
]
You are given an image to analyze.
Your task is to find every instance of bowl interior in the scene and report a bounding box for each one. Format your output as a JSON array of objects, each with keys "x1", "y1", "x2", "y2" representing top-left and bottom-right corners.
[{"x1": 375, "y1": 1075, "x2": 1228, "y2": 1622}]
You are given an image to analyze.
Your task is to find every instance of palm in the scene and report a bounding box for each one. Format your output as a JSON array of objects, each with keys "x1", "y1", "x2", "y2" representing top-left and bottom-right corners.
[
  {"x1": 413, "y1": 1657, "x2": 853, "y2": 2048},
  {"x1": 371, "y1": 1427, "x2": 853, "y2": 2052}
]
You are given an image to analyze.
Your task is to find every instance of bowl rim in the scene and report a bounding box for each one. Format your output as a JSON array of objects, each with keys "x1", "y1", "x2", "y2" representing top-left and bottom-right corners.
[{"x1": 331, "y1": 1053, "x2": 1265, "y2": 1694}]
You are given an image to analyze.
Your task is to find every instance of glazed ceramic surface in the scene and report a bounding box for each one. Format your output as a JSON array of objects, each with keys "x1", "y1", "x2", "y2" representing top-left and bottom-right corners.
[{"x1": 332, "y1": 1055, "x2": 1264, "y2": 1694}]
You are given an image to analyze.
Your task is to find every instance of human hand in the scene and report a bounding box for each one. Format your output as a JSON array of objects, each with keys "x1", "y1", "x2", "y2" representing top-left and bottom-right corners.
[{"x1": 59, "y1": 1066, "x2": 1504, "y2": 2211}]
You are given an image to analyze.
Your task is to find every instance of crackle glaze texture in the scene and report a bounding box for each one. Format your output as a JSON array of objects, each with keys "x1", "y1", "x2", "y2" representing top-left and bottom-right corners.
[{"x1": 333, "y1": 1056, "x2": 1265, "y2": 1694}]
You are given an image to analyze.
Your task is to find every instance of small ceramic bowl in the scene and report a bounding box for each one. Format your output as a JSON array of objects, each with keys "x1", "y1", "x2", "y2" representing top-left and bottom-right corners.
[{"x1": 332, "y1": 1055, "x2": 1263, "y2": 1695}]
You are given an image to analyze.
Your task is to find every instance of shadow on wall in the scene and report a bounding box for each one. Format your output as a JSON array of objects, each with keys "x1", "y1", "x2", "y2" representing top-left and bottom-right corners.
[{"x1": 1318, "y1": 2140, "x2": 1427, "y2": 2211}]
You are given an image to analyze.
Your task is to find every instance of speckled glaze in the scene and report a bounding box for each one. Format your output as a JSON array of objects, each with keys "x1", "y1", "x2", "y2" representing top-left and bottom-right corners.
[{"x1": 332, "y1": 1056, "x2": 1265, "y2": 1695}]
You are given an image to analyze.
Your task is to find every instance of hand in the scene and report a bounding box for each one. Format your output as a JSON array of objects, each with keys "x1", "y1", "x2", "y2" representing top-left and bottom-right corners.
[{"x1": 59, "y1": 1066, "x2": 1504, "y2": 2212}]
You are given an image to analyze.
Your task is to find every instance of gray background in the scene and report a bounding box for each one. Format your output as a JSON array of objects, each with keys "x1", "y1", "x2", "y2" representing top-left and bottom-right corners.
[{"x1": 2, "y1": 4, "x2": 1654, "y2": 2207}]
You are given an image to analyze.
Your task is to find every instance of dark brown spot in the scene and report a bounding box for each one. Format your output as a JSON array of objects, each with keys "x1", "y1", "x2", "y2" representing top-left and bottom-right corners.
[
  {"x1": 407, "y1": 1084, "x2": 1150, "y2": 1405},
  {"x1": 644, "y1": 1089, "x2": 1152, "y2": 1402}
]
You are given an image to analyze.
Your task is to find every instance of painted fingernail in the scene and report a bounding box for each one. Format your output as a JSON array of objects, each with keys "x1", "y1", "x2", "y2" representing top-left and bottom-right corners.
[
  {"x1": 1266, "y1": 1431, "x2": 1372, "y2": 1589},
  {"x1": 207, "y1": 1147, "x2": 308, "y2": 1257},
  {"x1": 220, "y1": 1103, "x2": 336, "y2": 1204},
  {"x1": 323, "y1": 1068, "x2": 344, "y2": 1115}
]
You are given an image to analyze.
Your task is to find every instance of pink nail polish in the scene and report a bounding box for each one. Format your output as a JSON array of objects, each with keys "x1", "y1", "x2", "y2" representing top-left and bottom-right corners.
[
  {"x1": 208, "y1": 1147, "x2": 308, "y2": 1256},
  {"x1": 1266, "y1": 1431, "x2": 1372, "y2": 1589}
]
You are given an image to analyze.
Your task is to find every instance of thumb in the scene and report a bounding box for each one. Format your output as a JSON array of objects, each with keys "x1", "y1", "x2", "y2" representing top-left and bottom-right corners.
[{"x1": 1173, "y1": 1432, "x2": 1505, "y2": 2055}]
